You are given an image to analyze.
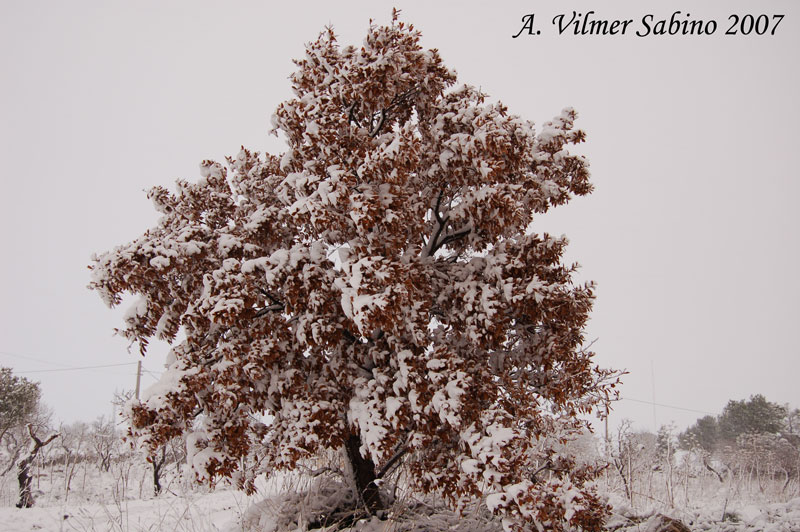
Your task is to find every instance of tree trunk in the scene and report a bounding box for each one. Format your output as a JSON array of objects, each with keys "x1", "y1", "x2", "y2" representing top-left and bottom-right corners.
[
  {"x1": 16, "y1": 425, "x2": 59, "y2": 508},
  {"x1": 152, "y1": 447, "x2": 167, "y2": 495},
  {"x1": 344, "y1": 433, "x2": 383, "y2": 514},
  {"x1": 16, "y1": 455, "x2": 35, "y2": 508}
]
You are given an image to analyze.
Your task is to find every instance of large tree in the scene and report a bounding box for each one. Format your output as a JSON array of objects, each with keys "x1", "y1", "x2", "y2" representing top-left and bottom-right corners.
[{"x1": 90, "y1": 13, "x2": 617, "y2": 531}]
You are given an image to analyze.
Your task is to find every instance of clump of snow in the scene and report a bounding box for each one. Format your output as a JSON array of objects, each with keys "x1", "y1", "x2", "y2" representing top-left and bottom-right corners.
[{"x1": 123, "y1": 295, "x2": 148, "y2": 324}]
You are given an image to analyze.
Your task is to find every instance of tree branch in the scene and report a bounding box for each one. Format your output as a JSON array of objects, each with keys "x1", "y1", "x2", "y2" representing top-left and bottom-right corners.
[
  {"x1": 25, "y1": 424, "x2": 60, "y2": 453},
  {"x1": 424, "y1": 190, "x2": 448, "y2": 257},
  {"x1": 369, "y1": 109, "x2": 387, "y2": 137},
  {"x1": 702, "y1": 455, "x2": 724, "y2": 483},
  {"x1": 298, "y1": 464, "x2": 345, "y2": 478},
  {"x1": 432, "y1": 227, "x2": 472, "y2": 254},
  {"x1": 530, "y1": 460, "x2": 554, "y2": 483},
  {"x1": 386, "y1": 87, "x2": 420, "y2": 112},
  {"x1": 41, "y1": 434, "x2": 59, "y2": 446},
  {"x1": 367, "y1": 87, "x2": 420, "y2": 138},
  {"x1": 26, "y1": 424, "x2": 40, "y2": 446},
  {"x1": 254, "y1": 303, "x2": 285, "y2": 318},
  {"x1": 432, "y1": 190, "x2": 446, "y2": 226},
  {"x1": 342, "y1": 329, "x2": 360, "y2": 345},
  {"x1": 347, "y1": 101, "x2": 361, "y2": 127},
  {"x1": 377, "y1": 443, "x2": 409, "y2": 479}
]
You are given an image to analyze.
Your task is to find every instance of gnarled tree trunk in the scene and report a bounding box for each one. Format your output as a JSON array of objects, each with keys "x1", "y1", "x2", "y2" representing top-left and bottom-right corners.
[{"x1": 16, "y1": 424, "x2": 59, "y2": 508}]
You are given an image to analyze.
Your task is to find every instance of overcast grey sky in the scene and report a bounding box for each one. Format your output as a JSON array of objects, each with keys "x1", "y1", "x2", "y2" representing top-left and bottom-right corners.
[{"x1": 1, "y1": 1, "x2": 798, "y2": 433}]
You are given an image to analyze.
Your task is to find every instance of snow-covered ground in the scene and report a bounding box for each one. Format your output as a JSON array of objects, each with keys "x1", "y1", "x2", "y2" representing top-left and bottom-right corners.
[
  {"x1": 0, "y1": 488, "x2": 246, "y2": 532},
  {"x1": 1, "y1": 462, "x2": 799, "y2": 531},
  {"x1": 0, "y1": 461, "x2": 280, "y2": 532},
  {"x1": 2, "y1": 490, "x2": 800, "y2": 531},
  {"x1": 607, "y1": 494, "x2": 800, "y2": 532}
]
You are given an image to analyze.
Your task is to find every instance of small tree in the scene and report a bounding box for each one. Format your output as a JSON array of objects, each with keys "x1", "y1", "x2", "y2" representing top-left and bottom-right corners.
[
  {"x1": 679, "y1": 415, "x2": 718, "y2": 453},
  {"x1": 16, "y1": 424, "x2": 59, "y2": 508},
  {"x1": 679, "y1": 418, "x2": 725, "y2": 483},
  {"x1": 784, "y1": 406, "x2": 800, "y2": 434},
  {"x1": 610, "y1": 421, "x2": 635, "y2": 503},
  {"x1": 58, "y1": 421, "x2": 91, "y2": 499},
  {"x1": 89, "y1": 13, "x2": 618, "y2": 530},
  {"x1": 656, "y1": 424, "x2": 677, "y2": 507},
  {"x1": 0, "y1": 367, "x2": 41, "y2": 445},
  {"x1": 90, "y1": 415, "x2": 117, "y2": 472},
  {"x1": 0, "y1": 368, "x2": 44, "y2": 475}
]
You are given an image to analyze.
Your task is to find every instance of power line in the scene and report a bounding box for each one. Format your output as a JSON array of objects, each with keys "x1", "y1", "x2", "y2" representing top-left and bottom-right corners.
[
  {"x1": 2, "y1": 349, "x2": 718, "y2": 416},
  {"x1": 619, "y1": 396, "x2": 716, "y2": 416},
  {"x1": 13, "y1": 362, "x2": 138, "y2": 374},
  {"x1": 2, "y1": 349, "x2": 140, "y2": 375},
  {"x1": 141, "y1": 366, "x2": 162, "y2": 380},
  {"x1": 0, "y1": 350, "x2": 76, "y2": 368}
]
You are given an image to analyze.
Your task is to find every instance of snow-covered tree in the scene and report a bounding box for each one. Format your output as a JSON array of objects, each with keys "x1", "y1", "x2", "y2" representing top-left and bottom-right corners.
[
  {"x1": 0, "y1": 367, "x2": 45, "y2": 473},
  {"x1": 718, "y1": 395, "x2": 787, "y2": 443},
  {"x1": 0, "y1": 367, "x2": 41, "y2": 445},
  {"x1": 90, "y1": 13, "x2": 618, "y2": 531},
  {"x1": 679, "y1": 415, "x2": 718, "y2": 453}
]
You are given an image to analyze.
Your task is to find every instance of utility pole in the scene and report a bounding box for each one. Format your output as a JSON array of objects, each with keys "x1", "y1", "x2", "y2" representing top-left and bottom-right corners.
[
  {"x1": 651, "y1": 359, "x2": 657, "y2": 431},
  {"x1": 603, "y1": 390, "x2": 611, "y2": 459},
  {"x1": 135, "y1": 360, "x2": 142, "y2": 400}
]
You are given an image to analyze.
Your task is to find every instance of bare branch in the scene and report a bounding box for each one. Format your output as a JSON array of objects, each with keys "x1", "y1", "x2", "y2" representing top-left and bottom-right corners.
[
  {"x1": 368, "y1": 87, "x2": 419, "y2": 138},
  {"x1": 41, "y1": 433, "x2": 60, "y2": 446},
  {"x1": 386, "y1": 87, "x2": 420, "y2": 112},
  {"x1": 254, "y1": 303, "x2": 285, "y2": 318},
  {"x1": 431, "y1": 226, "x2": 471, "y2": 255},
  {"x1": 530, "y1": 460, "x2": 554, "y2": 483},
  {"x1": 26, "y1": 423, "x2": 61, "y2": 453},
  {"x1": 377, "y1": 443, "x2": 409, "y2": 479},
  {"x1": 25, "y1": 424, "x2": 42, "y2": 446},
  {"x1": 298, "y1": 464, "x2": 345, "y2": 478}
]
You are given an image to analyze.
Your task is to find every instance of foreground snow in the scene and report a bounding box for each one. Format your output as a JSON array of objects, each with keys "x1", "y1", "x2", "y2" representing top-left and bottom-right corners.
[
  {"x1": 2, "y1": 491, "x2": 799, "y2": 532},
  {"x1": 607, "y1": 497, "x2": 800, "y2": 532},
  {"x1": 0, "y1": 488, "x2": 247, "y2": 532},
  {"x1": 1, "y1": 463, "x2": 799, "y2": 532}
]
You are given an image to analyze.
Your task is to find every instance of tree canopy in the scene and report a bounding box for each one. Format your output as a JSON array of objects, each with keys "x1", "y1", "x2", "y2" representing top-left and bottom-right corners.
[
  {"x1": 718, "y1": 394, "x2": 787, "y2": 442},
  {"x1": 90, "y1": 13, "x2": 618, "y2": 531},
  {"x1": 680, "y1": 415, "x2": 719, "y2": 452},
  {"x1": 0, "y1": 367, "x2": 41, "y2": 444},
  {"x1": 681, "y1": 395, "x2": 790, "y2": 452}
]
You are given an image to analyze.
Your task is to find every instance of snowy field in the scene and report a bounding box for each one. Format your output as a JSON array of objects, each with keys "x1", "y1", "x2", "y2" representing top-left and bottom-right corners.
[
  {"x1": 0, "y1": 461, "x2": 255, "y2": 532},
  {"x1": 0, "y1": 488, "x2": 246, "y2": 532},
  {"x1": 1, "y1": 458, "x2": 799, "y2": 531},
  {"x1": 2, "y1": 489, "x2": 799, "y2": 532}
]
